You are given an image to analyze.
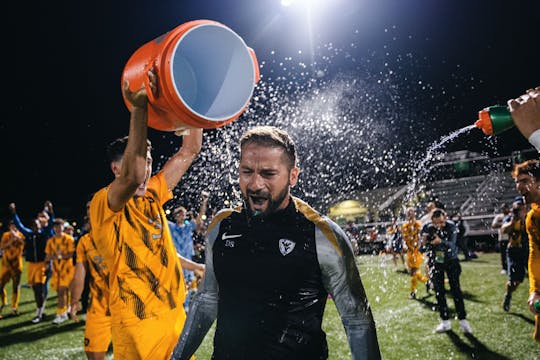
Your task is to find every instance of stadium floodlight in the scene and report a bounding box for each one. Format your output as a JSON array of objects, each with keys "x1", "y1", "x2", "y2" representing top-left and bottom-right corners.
[{"x1": 280, "y1": 0, "x2": 330, "y2": 9}]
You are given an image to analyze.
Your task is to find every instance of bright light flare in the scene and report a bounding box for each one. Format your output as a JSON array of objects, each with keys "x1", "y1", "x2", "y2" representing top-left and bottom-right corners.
[{"x1": 280, "y1": 0, "x2": 330, "y2": 9}]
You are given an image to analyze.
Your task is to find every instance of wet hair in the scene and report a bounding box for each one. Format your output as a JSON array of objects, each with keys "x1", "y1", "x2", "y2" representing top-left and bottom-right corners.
[
  {"x1": 512, "y1": 159, "x2": 540, "y2": 180},
  {"x1": 106, "y1": 136, "x2": 153, "y2": 163},
  {"x1": 239, "y1": 126, "x2": 298, "y2": 169},
  {"x1": 431, "y1": 208, "x2": 447, "y2": 219}
]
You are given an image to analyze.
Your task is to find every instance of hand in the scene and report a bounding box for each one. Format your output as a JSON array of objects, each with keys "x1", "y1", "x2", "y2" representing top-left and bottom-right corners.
[
  {"x1": 122, "y1": 69, "x2": 158, "y2": 110},
  {"x1": 431, "y1": 235, "x2": 442, "y2": 245},
  {"x1": 194, "y1": 263, "x2": 205, "y2": 281},
  {"x1": 528, "y1": 292, "x2": 540, "y2": 315},
  {"x1": 69, "y1": 301, "x2": 82, "y2": 322},
  {"x1": 44, "y1": 200, "x2": 53, "y2": 213},
  {"x1": 201, "y1": 191, "x2": 210, "y2": 200},
  {"x1": 507, "y1": 86, "x2": 540, "y2": 139},
  {"x1": 8, "y1": 203, "x2": 15, "y2": 214}
]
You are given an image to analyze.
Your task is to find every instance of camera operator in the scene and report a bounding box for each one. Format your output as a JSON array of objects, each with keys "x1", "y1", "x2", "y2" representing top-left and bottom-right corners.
[{"x1": 421, "y1": 209, "x2": 473, "y2": 334}]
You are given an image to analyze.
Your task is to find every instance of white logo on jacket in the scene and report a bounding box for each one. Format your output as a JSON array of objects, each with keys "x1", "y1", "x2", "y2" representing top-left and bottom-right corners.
[{"x1": 279, "y1": 239, "x2": 296, "y2": 256}]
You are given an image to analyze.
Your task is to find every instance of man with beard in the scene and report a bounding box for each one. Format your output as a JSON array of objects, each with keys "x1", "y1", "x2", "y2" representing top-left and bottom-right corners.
[
  {"x1": 171, "y1": 126, "x2": 381, "y2": 360},
  {"x1": 512, "y1": 159, "x2": 540, "y2": 342}
]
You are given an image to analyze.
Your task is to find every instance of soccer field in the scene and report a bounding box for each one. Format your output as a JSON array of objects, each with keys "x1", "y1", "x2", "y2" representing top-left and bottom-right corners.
[{"x1": 0, "y1": 252, "x2": 537, "y2": 359}]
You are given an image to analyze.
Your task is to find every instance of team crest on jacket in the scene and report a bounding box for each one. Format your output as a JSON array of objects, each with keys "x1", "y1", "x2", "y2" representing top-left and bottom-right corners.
[{"x1": 279, "y1": 238, "x2": 295, "y2": 256}]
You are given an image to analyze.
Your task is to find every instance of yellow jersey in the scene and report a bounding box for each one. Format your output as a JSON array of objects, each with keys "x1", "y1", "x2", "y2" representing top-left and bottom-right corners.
[
  {"x1": 527, "y1": 203, "x2": 540, "y2": 295},
  {"x1": 89, "y1": 171, "x2": 185, "y2": 325},
  {"x1": 1, "y1": 230, "x2": 25, "y2": 270},
  {"x1": 76, "y1": 232, "x2": 110, "y2": 316},
  {"x1": 402, "y1": 220, "x2": 422, "y2": 252}
]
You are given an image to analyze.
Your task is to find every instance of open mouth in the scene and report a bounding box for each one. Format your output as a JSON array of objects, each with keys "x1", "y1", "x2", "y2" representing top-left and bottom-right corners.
[{"x1": 249, "y1": 194, "x2": 269, "y2": 210}]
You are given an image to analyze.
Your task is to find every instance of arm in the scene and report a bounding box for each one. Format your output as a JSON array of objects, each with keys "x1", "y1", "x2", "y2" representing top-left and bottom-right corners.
[
  {"x1": 193, "y1": 191, "x2": 209, "y2": 230},
  {"x1": 491, "y1": 214, "x2": 502, "y2": 229},
  {"x1": 317, "y1": 220, "x2": 381, "y2": 360},
  {"x1": 507, "y1": 86, "x2": 540, "y2": 151},
  {"x1": 107, "y1": 75, "x2": 154, "y2": 212},
  {"x1": 9, "y1": 203, "x2": 33, "y2": 237},
  {"x1": 162, "y1": 129, "x2": 203, "y2": 192},
  {"x1": 177, "y1": 253, "x2": 205, "y2": 279},
  {"x1": 69, "y1": 261, "x2": 87, "y2": 322},
  {"x1": 171, "y1": 216, "x2": 221, "y2": 360},
  {"x1": 501, "y1": 217, "x2": 514, "y2": 235}
]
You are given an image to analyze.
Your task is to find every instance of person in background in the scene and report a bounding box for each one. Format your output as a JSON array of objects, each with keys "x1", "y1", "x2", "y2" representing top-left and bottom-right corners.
[
  {"x1": 421, "y1": 209, "x2": 473, "y2": 334},
  {"x1": 70, "y1": 215, "x2": 112, "y2": 360},
  {"x1": 0, "y1": 221, "x2": 25, "y2": 319},
  {"x1": 402, "y1": 207, "x2": 428, "y2": 299},
  {"x1": 492, "y1": 203, "x2": 511, "y2": 274},
  {"x1": 500, "y1": 198, "x2": 529, "y2": 312},
  {"x1": 508, "y1": 86, "x2": 540, "y2": 152},
  {"x1": 45, "y1": 218, "x2": 76, "y2": 324},
  {"x1": 169, "y1": 191, "x2": 209, "y2": 311},
  {"x1": 172, "y1": 125, "x2": 381, "y2": 359},
  {"x1": 10, "y1": 201, "x2": 55, "y2": 323},
  {"x1": 511, "y1": 159, "x2": 540, "y2": 342}
]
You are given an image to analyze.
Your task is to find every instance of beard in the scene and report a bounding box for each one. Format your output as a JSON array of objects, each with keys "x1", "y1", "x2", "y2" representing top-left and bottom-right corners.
[{"x1": 243, "y1": 185, "x2": 290, "y2": 218}]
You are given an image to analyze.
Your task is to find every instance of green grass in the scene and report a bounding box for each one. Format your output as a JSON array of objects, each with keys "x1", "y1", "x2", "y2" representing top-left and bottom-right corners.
[{"x1": 1, "y1": 253, "x2": 538, "y2": 359}]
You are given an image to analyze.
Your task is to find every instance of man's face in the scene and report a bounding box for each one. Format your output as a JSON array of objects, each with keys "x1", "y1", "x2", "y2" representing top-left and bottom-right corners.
[
  {"x1": 53, "y1": 223, "x2": 64, "y2": 236},
  {"x1": 431, "y1": 215, "x2": 446, "y2": 230},
  {"x1": 515, "y1": 173, "x2": 540, "y2": 205},
  {"x1": 239, "y1": 143, "x2": 298, "y2": 218},
  {"x1": 174, "y1": 208, "x2": 187, "y2": 224}
]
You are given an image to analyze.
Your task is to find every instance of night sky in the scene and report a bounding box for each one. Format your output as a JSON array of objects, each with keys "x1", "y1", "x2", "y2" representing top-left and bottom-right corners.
[{"x1": 6, "y1": 0, "x2": 540, "y2": 225}]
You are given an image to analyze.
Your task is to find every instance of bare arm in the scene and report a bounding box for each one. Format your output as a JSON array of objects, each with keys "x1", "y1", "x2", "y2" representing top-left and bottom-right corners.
[
  {"x1": 162, "y1": 129, "x2": 203, "y2": 192},
  {"x1": 194, "y1": 192, "x2": 209, "y2": 230},
  {"x1": 69, "y1": 261, "x2": 87, "y2": 322},
  {"x1": 108, "y1": 73, "x2": 155, "y2": 212},
  {"x1": 178, "y1": 253, "x2": 205, "y2": 279}
]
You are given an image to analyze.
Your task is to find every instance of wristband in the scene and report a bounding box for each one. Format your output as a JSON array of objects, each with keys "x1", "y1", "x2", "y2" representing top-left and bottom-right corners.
[{"x1": 528, "y1": 129, "x2": 540, "y2": 152}]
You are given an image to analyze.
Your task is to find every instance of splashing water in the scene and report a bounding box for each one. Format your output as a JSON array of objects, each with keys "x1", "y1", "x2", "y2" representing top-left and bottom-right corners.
[
  {"x1": 158, "y1": 30, "x2": 492, "y2": 217},
  {"x1": 403, "y1": 124, "x2": 477, "y2": 206}
]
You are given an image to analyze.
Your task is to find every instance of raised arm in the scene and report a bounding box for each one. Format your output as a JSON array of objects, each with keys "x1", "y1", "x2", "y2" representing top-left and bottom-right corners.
[
  {"x1": 107, "y1": 74, "x2": 154, "y2": 212},
  {"x1": 193, "y1": 191, "x2": 209, "y2": 231},
  {"x1": 9, "y1": 203, "x2": 32, "y2": 237},
  {"x1": 162, "y1": 128, "x2": 203, "y2": 192}
]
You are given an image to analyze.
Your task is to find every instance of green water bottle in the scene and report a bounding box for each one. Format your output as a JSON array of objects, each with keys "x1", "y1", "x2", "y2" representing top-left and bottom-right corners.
[
  {"x1": 534, "y1": 300, "x2": 540, "y2": 315},
  {"x1": 474, "y1": 105, "x2": 514, "y2": 136}
]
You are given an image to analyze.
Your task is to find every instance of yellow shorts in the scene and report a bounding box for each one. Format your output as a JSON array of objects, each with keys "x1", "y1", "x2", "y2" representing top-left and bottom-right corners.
[
  {"x1": 27, "y1": 262, "x2": 46, "y2": 285},
  {"x1": 0, "y1": 263, "x2": 22, "y2": 285},
  {"x1": 407, "y1": 251, "x2": 423, "y2": 269},
  {"x1": 111, "y1": 306, "x2": 186, "y2": 360},
  {"x1": 50, "y1": 266, "x2": 75, "y2": 290},
  {"x1": 84, "y1": 310, "x2": 112, "y2": 353}
]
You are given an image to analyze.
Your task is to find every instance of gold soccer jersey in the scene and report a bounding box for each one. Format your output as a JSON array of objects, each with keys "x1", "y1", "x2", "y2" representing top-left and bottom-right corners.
[
  {"x1": 89, "y1": 172, "x2": 186, "y2": 325},
  {"x1": 76, "y1": 232, "x2": 110, "y2": 315},
  {"x1": 45, "y1": 233, "x2": 75, "y2": 289},
  {"x1": 527, "y1": 204, "x2": 540, "y2": 296},
  {"x1": 0, "y1": 231, "x2": 24, "y2": 273},
  {"x1": 402, "y1": 220, "x2": 423, "y2": 269},
  {"x1": 0, "y1": 230, "x2": 25, "y2": 280}
]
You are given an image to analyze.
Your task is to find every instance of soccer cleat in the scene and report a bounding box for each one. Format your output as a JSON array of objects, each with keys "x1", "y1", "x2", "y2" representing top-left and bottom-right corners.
[
  {"x1": 11, "y1": 308, "x2": 19, "y2": 316},
  {"x1": 459, "y1": 319, "x2": 473, "y2": 334},
  {"x1": 31, "y1": 315, "x2": 42, "y2": 324},
  {"x1": 434, "y1": 320, "x2": 451, "y2": 333},
  {"x1": 503, "y1": 293, "x2": 511, "y2": 312},
  {"x1": 52, "y1": 313, "x2": 68, "y2": 324},
  {"x1": 409, "y1": 291, "x2": 417, "y2": 300},
  {"x1": 500, "y1": 269, "x2": 507, "y2": 275}
]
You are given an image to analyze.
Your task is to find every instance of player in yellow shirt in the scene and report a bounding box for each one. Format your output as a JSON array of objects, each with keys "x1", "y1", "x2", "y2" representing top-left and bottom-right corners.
[
  {"x1": 89, "y1": 70, "x2": 204, "y2": 359},
  {"x1": 45, "y1": 218, "x2": 75, "y2": 324},
  {"x1": 402, "y1": 207, "x2": 427, "y2": 299},
  {"x1": 0, "y1": 221, "x2": 25, "y2": 318},
  {"x1": 512, "y1": 159, "x2": 540, "y2": 343},
  {"x1": 70, "y1": 216, "x2": 112, "y2": 360}
]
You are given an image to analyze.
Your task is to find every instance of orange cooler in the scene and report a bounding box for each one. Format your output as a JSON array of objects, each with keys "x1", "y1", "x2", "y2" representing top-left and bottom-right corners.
[{"x1": 122, "y1": 19, "x2": 260, "y2": 132}]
